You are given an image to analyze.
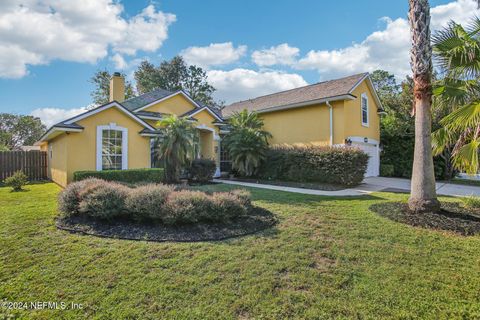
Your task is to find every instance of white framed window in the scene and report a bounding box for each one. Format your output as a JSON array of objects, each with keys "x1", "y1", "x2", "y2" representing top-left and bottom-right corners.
[
  {"x1": 96, "y1": 124, "x2": 128, "y2": 171},
  {"x1": 361, "y1": 93, "x2": 369, "y2": 127}
]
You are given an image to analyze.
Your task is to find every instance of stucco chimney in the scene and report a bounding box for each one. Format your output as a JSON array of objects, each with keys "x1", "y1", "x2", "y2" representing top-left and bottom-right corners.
[{"x1": 109, "y1": 72, "x2": 125, "y2": 102}]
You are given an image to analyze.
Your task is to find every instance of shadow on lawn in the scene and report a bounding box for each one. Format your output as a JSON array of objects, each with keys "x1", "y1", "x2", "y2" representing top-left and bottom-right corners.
[
  {"x1": 56, "y1": 206, "x2": 278, "y2": 243},
  {"x1": 251, "y1": 192, "x2": 386, "y2": 206}
]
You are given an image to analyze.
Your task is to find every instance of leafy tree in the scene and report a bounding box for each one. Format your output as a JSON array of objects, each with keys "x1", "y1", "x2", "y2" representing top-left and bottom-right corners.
[
  {"x1": 134, "y1": 56, "x2": 217, "y2": 106},
  {"x1": 407, "y1": 0, "x2": 440, "y2": 213},
  {"x1": 154, "y1": 114, "x2": 199, "y2": 183},
  {"x1": 0, "y1": 113, "x2": 46, "y2": 150},
  {"x1": 223, "y1": 110, "x2": 272, "y2": 177},
  {"x1": 432, "y1": 18, "x2": 480, "y2": 174},
  {"x1": 89, "y1": 70, "x2": 135, "y2": 106}
]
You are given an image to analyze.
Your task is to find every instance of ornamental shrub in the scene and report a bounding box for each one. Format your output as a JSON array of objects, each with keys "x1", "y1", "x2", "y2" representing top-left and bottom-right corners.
[
  {"x1": 4, "y1": 170, "x2": 28, "y2": 191},
  {"x1": 78, "y1": 181, "x2": 129, "y2": 220},
  {"x1": 163, "y1": 190, "x2": 214, "y2": 225},
  {"x1": 229, "y1": 189, "x2": 252, "y2": 208},
  {"x1": 58, "y1": 178, "x2": 106, "y2": 217},
  {"x1": 57, "y1": 180, "x2": 252, "y2": 224},
  {"x1": 210, "y1": 192, "x2": 248, "y2": 221},
  {"x1": 256, "y1": 145, "x2": 368, "y2": 186},
  {"x1": 189, "y1": 159, "x2": 216, "y2": 183},
  {"x1": 125, "y1": 184, "x2": 174, "y2": 221}
]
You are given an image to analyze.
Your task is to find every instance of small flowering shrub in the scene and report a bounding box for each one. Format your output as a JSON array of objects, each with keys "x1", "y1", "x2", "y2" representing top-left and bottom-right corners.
[
  {"x1": 210, "y1": 192, "x2": 248, "y2": 221},
  {"x1": 58, "y1": 178, "x2": 107, "y2": 217},
  {"x1": 58, "y1": 179, "x2": 251, "y2": 224},
  {"x1": 163, "y1": 190, "x2": 214, "y2": 225},
  {"x1": 229, "y1": 189, "x2": 252, "y2": 208},
  {"x1": 78, "y1": 182, "x2": 130, "y2": 220},
  {"x1": 125, "y1": 184, "x2": 174, "y2": 221}
]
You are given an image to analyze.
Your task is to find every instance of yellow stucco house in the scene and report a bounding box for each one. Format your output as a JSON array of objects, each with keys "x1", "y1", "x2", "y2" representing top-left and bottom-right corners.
[
  {"x1": 222, "y1": 72, "x2": 384, "y2": 177},
  {"x1": 37, "y1": 72, "x2": 383, "y2": 187},
  {"x1": 37, "y1": 73, "x2": 224, "y2": 187}
]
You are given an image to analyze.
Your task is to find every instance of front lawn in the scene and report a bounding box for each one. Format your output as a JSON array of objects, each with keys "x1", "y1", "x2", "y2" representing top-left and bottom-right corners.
[{"x1": 1, "y1": 183, "x2": 480, "y2": 319}]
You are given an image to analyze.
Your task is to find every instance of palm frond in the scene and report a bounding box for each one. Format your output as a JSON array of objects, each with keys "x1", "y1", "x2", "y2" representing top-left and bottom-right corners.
[
  {"x1": 451, "y1": 138, "x2": 480, "y2": 174},
  {"x1": 439, "y1": 101, "x2": 480, "y2": 130}
]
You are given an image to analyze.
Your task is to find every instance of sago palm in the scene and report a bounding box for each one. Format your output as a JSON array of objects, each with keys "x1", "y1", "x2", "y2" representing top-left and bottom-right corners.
[
  {"x1": 155, "y1": 114, "x2": 198, "y2": 183},
  {"x1": 224, "y1": 110, "x2": 272, "y2": 177},
  {"x1": 432, "y1": 18, "x2": 480, "y2": 174},
  {"x1": 408, "y1": 0, "x2": 440, "y2": 213}
]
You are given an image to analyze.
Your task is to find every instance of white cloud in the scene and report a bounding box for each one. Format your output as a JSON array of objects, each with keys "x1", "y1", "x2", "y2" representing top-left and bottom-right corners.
[
  {"x1": 295, "y1": 0, "x2": 480, "y2": 79},
  {"x1": 207, "y1": 68, "x2": 308, "y2": 103},
  {"x1": 110, "y1": 53, "x2": 127, "y2": 70},
  {"x1": 251, "y1": 43, "x2": 300, "y2": 67},
  {"x1": 0, "y1": 1, "x2": 175, "y2": 78},
  {"x1": 180, "y1": 42, "x2": 247, "y2": 68},
  {"x1": 31, "y1": 106, "x2": 89, "y2": 127}
]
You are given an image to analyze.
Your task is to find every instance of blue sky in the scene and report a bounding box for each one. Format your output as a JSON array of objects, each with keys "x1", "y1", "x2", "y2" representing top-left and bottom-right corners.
[{"x1": 0, "y1": 0, "x2": 476, "y2": 126}]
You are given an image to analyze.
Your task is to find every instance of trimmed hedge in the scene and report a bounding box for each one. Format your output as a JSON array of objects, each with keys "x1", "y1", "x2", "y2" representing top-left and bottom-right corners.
[
  {"x1": 73, "y1": 168, "x2": 164, "y2": 184},
  {"x1": 380, "y1": 164, "x2": 395, "y2": 177},
  {"x1": 58, "y1": 179, "x2": 251, "y2": 224},
  {"x1": 256, "y1": 145, "x2": 369, "y2": 186}
]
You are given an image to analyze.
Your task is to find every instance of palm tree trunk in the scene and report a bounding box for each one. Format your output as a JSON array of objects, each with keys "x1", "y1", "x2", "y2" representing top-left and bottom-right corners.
[{"x1": 408, "y1": 0, "x2": 440, "y2": 213}]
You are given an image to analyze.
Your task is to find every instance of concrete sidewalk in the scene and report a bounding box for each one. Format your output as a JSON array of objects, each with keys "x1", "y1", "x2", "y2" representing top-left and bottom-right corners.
[{"x1": 213, "y1": 177, "x2": 480, "y2": 197}]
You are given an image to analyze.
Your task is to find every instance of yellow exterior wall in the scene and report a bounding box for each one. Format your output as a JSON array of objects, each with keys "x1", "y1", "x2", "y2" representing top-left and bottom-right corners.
[
  {"x1": 344, "y1": 80, "x2": 380, "y2": 141},
  {"x1": 199, "y1": 131, "x2": 214, "y2": 159},
  {"x1": 193, "y1": 110, "x2": 220, "y2": 134},
  {"x1": 45, "y1": 107, "x2": 152, "y2": 186},
  {"x1": 46, "y1": 135, "x2": 69, "y2": 187},
  {"x1": 66, "y1": 108, "x2": 151, "y2": 184},
  {"x1": 258, "y1": 79, "x2": 380, "y2": 146},
  {"x1": 193, "y1": 110, "x2": 219, "y2": 165},
  {"x1": 260, "y1": 101, "x2": 344, "y2": 146},
  {"x1": 142, "y1": 94, "x2": 196, "y2": 115}
]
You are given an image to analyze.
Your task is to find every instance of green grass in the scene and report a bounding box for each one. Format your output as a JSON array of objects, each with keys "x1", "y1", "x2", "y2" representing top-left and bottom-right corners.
[
  {"x1": 1, "y1": 183, "x2": 480, "y2": 319},
  {"x1": 448, "y1": 178, "x2": 480, "y2": 187}
]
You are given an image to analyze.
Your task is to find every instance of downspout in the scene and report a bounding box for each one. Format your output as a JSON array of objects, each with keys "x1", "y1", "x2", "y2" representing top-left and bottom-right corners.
[{"x1": 326, "y1": 101, "x2": 333, "y2": 145}]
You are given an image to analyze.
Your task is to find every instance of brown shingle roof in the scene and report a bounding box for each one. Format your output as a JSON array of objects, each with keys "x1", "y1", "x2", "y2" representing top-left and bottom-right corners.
[{"x1": 222, "y1": 73, "x2": 369, "y2": 116}]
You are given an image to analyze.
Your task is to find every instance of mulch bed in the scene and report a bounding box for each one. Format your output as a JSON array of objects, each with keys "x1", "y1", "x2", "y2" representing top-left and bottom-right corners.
[
  {"x1": 224, "y1": 178, "x2": 346, "y2": 191},
  {"x1": 370, "y1": 202, "x2": 480, "y2": 236},
  {"x1": 56, "y1": 206, "x2": 277, "y2": 242}
]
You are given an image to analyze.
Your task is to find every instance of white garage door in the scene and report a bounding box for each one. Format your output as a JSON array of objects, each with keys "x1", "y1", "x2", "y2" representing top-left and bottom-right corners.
[{"x1": 353, "y1": 142, "x2": 379, "y2": 177}]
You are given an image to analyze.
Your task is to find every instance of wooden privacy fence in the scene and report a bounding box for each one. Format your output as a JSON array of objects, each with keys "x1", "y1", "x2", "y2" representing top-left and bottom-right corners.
[{"x1": 0, "y1": 151, "x2": 48, "y2": 181}]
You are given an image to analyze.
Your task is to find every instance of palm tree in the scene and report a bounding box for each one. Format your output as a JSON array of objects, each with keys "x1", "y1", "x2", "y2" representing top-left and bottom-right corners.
[
  {"x1": 224, "y1": 110, "x2": 272, "y2": 176},
  {"x1": 155, "y1": 114, "x2": 198, "y2": 183},
  {"x1": 408, "y1": 0, "x2": 440, "y2": 213},
  {"x1": 432, "y1": 18, "x2": 480, "y2": 175}
]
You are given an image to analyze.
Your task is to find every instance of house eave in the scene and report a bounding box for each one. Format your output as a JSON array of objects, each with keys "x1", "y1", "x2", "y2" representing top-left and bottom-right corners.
[
  {"x1": 36, "y1": 126, "x2": 84, "y2": 144},
  {"x1": 249, "y1": 94, "x2": 356, "y2": 116}
]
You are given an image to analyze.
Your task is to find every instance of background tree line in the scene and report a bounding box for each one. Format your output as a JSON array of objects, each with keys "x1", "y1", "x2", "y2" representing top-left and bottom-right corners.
[{"x1": 90, "y1": 56, "x2": 222, "y2": 109}]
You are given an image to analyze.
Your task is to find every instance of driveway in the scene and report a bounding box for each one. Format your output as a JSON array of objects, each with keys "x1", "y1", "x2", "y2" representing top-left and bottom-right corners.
[
  {"x1": 214, "y1": 177, "x2": 480, "y2": 197},
  {"x1": 363, "y1": 177, "x2": 480, "y2": 197}
]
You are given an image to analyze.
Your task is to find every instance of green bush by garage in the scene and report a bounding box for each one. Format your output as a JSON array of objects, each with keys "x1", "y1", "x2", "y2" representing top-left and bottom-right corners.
[
  {"x1": 256, "y1": 145, "x2": 369, "y2": 186},
  {"x1": 73, "y1": 168, "x2": 164, "y2": 184}
]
